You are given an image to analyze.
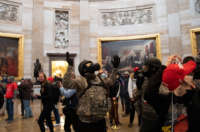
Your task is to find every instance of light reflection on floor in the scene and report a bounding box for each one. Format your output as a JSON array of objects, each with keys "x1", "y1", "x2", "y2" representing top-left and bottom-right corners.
[{"x1": 0, "y1": 99, "x2": 139, "y2": 132}]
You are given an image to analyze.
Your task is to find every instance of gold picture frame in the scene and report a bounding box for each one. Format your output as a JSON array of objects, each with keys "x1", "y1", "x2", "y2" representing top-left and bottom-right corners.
[
  {"x1": 98, "y1": 34, "x2": 161, "y2": 71},
  {"x1": 190, "y1": 28, "x2": 200, "y2": 56},
  {"x1": 0, "y1": 32, "x2": 24, "y2": 80}
]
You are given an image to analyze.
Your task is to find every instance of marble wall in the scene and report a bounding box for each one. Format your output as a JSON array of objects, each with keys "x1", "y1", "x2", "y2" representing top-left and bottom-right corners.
[{"x1": 0, "y1": 0, "x2": 200, "y2": 78}]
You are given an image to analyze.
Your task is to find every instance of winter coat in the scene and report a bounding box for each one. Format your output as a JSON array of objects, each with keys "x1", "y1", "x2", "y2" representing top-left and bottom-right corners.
[
  {"x1": 5, "y1": 82, "x2": 17, "y2": 99},
  {"x1": 39, "y1": 82, "x2": 54, "y2": 105},
  {"x1": 19, "y1": 80, "x2": 33, "y2": 100},
  {"x1": 62, "y1": 66, "x2": 118, "y2": 123}
]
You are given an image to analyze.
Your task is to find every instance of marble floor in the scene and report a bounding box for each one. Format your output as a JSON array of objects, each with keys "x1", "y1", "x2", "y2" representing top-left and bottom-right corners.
[{"x1": 0, "y1": 99, "x2": 139, "y2": 132}]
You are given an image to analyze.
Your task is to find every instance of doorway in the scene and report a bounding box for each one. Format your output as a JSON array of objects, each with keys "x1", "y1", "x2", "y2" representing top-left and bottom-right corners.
[
  {"x1": 47, "y1": 53, "x2": 76, "y2": 77},
  {"x1": 51, "y1": 61, "x2": 68, "y2": 78}
]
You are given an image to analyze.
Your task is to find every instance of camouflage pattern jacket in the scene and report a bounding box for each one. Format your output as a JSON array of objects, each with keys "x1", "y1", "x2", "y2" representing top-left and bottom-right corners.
[{"x1": 63, "y1": 66, "x2": 118, "y2": 123}]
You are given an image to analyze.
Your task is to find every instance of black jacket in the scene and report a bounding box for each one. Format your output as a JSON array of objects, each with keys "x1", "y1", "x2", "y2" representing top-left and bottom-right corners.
[
  {"x1": 19, "y1": 80, "x2": 33, "y2": 100},
  {"x1": 40, "y1": 82, "x2": 54, "y2": 105},
  {"x1": 110, "y1": 79, "x2": 120, "y2": 98}
]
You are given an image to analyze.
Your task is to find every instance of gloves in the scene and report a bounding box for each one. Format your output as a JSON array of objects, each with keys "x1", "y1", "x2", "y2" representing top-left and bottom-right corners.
[
  {"x1": 66, "y1": 52, "x2": 73, "y2": 66},
  {"x1": 111, "y1": 55, "x2": 120, "y2": 68}
]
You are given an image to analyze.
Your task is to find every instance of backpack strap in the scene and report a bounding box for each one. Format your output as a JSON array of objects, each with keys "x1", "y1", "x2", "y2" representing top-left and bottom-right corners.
[
  {"x1": 97, "y1": 75, "x2": 107, "y2": 89},
  {"x1": 97, "y1": 75, "x2": 111, "y2": 98}
]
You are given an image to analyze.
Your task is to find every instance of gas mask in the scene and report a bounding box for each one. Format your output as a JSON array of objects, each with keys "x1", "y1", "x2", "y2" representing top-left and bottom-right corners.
[{"x1": 78, "y1": 60, "x2": 100, "y2": 77}]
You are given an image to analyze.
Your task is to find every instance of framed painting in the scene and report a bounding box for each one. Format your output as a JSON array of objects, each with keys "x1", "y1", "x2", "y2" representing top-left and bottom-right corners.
[
  {"x1": 98, "y1": 34, "x2": 161, "y2": 72},
  {"x1": 0, "y1": 32, "x2": 24, "y2": 79},
  {"x1": 190, "y1": 28, "x2": 200, "y2": 56}
]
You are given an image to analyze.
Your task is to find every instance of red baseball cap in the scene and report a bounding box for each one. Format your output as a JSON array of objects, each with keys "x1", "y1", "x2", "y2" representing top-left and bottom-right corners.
[
  {"x1": 47, "y1": 77, "x2": 54, "y2": 83},
  {"x1": 162, "y1": 60, "x2": 196, "y2": 91},
  {"x1": 133, "y1": 67, "x2": 139, "y2": 72}
]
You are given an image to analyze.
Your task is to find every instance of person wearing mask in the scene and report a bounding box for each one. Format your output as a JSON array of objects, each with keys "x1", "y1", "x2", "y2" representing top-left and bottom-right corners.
[
  {"x1": 109, "y1": 72, "x2": 121, "y2": 127},
  {"x1": 37, "y1": 72, "x2": 54, "y2": 132},
  {"x1": 139, "y1": 58, "x2": 162, "y2": 132},
  {"x1": 122, "y1": 72, "x2": 131, "y2": 117},
  {"x1": 5, "y1": 76, "x2": 17, "y2": 123},
  {"x1": 128, "y1": 71, "x2": 136, "y2": 128}
]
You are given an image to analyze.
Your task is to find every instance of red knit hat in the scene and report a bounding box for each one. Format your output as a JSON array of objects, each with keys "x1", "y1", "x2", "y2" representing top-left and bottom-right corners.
[{"x1": 162, "y1": 60, "x2": 196, "y2": 91}]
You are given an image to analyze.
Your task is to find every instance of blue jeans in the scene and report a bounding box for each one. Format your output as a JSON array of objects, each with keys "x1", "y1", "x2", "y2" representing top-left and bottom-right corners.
[
  {"x1": 23, "y1": 100, "x2": 33, "y2": 118},
  {"x1": 6, "y1": 98, "x2": 14, "y2": 121},
  {"x1": 53, "y1": 105, "x2": 60, "y2": 124}
]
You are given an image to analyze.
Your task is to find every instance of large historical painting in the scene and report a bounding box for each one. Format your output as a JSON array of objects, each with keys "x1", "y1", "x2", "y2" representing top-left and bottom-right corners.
[
  {"x1": 191, "y1": 28, "x2": 200, "y2": 56},
  {"x1": 0, "y1": 33, "x2": 24, "y2": 79},
  {"x1": 98, "y1": 34, "x2": 161, "y2": 72},
  {"x1": 196, "y1": 32, "x2": 200, "y2": 54},
  {"x1": 0, "y1": 37, "x2": 18, "y2": 76}
]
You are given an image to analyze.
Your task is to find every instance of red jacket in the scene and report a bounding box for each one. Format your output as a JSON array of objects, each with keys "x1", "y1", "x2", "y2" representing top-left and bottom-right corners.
[{"x1": 5, "y1": 82, "x2": 17, "y2": 99}]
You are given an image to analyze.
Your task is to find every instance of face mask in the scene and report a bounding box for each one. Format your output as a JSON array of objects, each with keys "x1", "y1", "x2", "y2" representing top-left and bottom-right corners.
[{"x1": 101, "y1": 73, "x2": 108, "y2": 79}]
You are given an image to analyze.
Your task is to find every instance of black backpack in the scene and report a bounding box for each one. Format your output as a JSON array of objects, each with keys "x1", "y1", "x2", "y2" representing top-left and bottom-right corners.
[
  {"x1": 52, "y1": 82, "x2": 61, "y2": 104},
  {"x1": 62, "y1": 93, "x2": 78, "y2": 110}
]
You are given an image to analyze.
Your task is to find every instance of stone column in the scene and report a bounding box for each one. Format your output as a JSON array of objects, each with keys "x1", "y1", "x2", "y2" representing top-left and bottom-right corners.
[
  {"x1": 166, "y1": 0, "x2": 183, "y2": 55},
  {"x1": 32, "y1": 0, "x2": 44, "y2": 76},
  {"x1": 79, "y1": 0, "x2": 90, "y2": 61}
]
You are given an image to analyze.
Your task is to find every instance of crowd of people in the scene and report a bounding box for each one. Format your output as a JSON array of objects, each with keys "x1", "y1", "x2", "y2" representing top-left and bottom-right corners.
[{"x1": 0, "y1": 53, "x2": 200, "y2": 132}]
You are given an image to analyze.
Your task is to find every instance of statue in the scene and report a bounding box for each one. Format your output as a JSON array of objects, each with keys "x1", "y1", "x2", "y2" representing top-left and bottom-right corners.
[{"x1": 34, "y1": 59, "x2": 42, "y2": 81}]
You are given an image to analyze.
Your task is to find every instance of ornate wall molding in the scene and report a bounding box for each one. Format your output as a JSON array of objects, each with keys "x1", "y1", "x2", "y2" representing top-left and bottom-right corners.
[
  {"x1": 55, "y1": 10, "x2": 69, "y2": 48},
  {"x1": 0, "y1": 0, "x2": 21, "y2": 24},
  {"x1": 101, "y1": 5, "x2": 154, "y2": 27}
]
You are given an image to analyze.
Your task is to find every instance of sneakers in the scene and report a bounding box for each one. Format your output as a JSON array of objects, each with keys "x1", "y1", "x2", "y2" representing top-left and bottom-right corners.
[{"x1": 54, "y1": 123, "x2": 60, "y2": 127}]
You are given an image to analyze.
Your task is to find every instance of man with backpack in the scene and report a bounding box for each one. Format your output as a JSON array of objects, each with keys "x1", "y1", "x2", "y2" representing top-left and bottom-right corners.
[
  {"x1": 63, "y1": 52, "x2": 120, "y2": 132},
  {"x1": 47, "y1": 77, "x2": 61, "y2": 126}
]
